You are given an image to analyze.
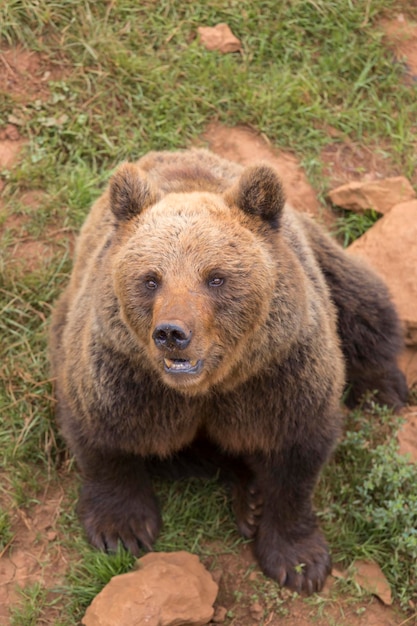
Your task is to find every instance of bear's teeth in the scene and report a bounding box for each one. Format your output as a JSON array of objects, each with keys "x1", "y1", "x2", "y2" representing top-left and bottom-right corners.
[{"x1": 164, "y1": 358, "x2": 197, "y2": 370}]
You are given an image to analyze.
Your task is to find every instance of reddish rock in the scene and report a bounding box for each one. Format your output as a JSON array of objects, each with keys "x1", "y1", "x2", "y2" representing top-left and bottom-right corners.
[
  {"x1": 348, "y1": 200, "x2": 417, "y2": 346},
  {"x1": 249, "y1": 602, "x2": 264, "y2": 620},
  {"x1": 81, "y1": 551, "x2": 218, "y2": 626},
  {"x1": 212, "y1": 605, "x2": 227, "y2": 623},
  {"x1": 328, "y1": 177, "x2": 416, "y2": 214},
  {"x1": 197, "y1": 24, "x2": 242, "y2": 53},
  {"x1": 397, "y1": 406, "x2": 417, "y2": 463},
  {"x1": 351, "y1": 560, "x2": 392, "y2": 606}
]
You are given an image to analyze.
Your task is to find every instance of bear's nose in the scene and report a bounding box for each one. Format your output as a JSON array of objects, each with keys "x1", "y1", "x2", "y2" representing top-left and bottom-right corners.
[{"x1": 152, "y1": 323, "x2": 192, "y2": 350}]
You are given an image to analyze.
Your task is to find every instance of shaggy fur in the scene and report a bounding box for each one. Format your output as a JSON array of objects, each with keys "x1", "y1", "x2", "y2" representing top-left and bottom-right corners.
[{"x1": 50, "y1": 148, "x2": 407, "y2": 594}]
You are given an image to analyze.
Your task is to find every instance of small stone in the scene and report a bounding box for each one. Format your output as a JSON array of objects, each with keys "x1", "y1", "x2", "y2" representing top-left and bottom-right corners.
[
  {"x1": 328, "y1": 177, "x2": 416, "y2": 214},
  {"x1": 46, "y1": 530, "x2": 57, "y2": 542},
  {"x1": 249, "y1": 602, "x2": 264, "y2": 620},
  {"x1": 210, "y1": 568, "x2": 223, "y2": 585},
  {"x1": 331, "y1": 567, "x2": 345, "y2": 579},
  {"x1": 81, "y1": 551, "x2": 218, "y2": 626},
  {"x1": 198, "y1": 24, "x2": 242, "y2": 54},
  {"x1": 351, "y1": 560, "x2": 392, "y2": 606},
  {"x1": 212, "y1": 605, "x2": 227, "y2": 623}
]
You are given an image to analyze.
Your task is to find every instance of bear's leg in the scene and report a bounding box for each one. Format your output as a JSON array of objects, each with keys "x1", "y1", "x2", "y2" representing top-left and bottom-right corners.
[
  {"x1": 249, "y1": 444, "x2": 331, "y2": 594},
  {"x1": 75, "y1": 448, "x2": 162, "y2": 556}
]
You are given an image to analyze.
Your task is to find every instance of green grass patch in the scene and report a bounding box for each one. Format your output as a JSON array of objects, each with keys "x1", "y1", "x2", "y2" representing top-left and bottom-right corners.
[
  {"x1": 333, "y1": 209, "x2": 380, "y2": 247},
  {"x1": 2, "y1": 0, "x2": 417, "y2": 199},
  {"x1": 0, "y1": 508, "x2": 13, "y2": 550}
]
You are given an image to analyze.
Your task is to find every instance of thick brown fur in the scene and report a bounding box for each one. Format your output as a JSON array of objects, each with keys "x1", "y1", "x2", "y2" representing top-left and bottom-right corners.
[{"x1": 49, "y1": 148, "x2": 407, "y2": 595}]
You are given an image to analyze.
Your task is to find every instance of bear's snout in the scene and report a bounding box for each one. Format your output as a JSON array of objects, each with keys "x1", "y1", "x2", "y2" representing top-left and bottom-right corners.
[{"x1": 152, "y1": 322, "x2": 192, "y2": 351}]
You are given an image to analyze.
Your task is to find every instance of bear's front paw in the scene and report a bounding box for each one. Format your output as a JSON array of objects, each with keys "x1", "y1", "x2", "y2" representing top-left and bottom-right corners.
[
  {"x1": 77, "y1": 481, "x2": 162, "y2": 556},
  {"x1": 255, "y1": 527, "x2": 331, "y2": 594}
]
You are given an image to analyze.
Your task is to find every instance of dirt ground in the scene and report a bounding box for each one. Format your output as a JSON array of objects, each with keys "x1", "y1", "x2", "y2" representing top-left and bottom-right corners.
[{"x1": 1, "y1": 14, "x2": 417, "y2": 625}]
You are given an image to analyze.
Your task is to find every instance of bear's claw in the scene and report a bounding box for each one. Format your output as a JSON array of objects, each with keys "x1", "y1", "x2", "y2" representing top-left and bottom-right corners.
[
  {"x1": 255, "y1": 527, "x2": 331, "y2": 594},
  {"x1": 77, "y1": 481, "x2": 162, "y2": 556}
]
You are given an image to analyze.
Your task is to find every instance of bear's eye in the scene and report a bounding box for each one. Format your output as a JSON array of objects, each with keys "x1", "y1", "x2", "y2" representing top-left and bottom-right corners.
[
  {"x1": 208, "y1": 276, "x2": 224, "y2": 288},
  {"x1": 145, "y1": 278, "x2": 159, "y2": 290}
]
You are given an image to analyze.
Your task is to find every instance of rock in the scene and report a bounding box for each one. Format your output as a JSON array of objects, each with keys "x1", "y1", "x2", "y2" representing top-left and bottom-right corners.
[
  {"x1": 348, "y1": 200, "x2": 417, "y2": 346},
  {"x1": 331, "y1": 567, "x2": 345, "y2": 580},
  {"x1": 328, "y1": 177, "x2": 416, "y2": 214},
  {"x1": 397, "y1": 406, "x2": 417, "y2": 463},
  {"x1": 211, "y1": 605, "x2": 227, "y2": 623},
  {"x1": 249, "y1": 602, "x2": 264, "y2": 620},
  {"x1": 210, "y1": 568, "x2": 223, "y2": 585},
  {"x1": 81, "y1": 551, "x2": 218, "y2": 626},
  {"x1": 197, "y1": 24, "x2": 242, "y2": 54},
  {"x1": 202, "y1": 123, "x2": 333, "y2": 225},
  {"x1": 351, "y1": 560, "x2": 392, "y2": 606}
]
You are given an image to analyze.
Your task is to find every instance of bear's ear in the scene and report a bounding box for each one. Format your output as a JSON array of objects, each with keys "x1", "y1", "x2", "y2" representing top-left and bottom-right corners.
[
  {"x1": 226, "y1": 165, "x2": 286, "y2": 229},
  {"x1": 109, "y1": 163, "x2": 160, "y2": 221}
]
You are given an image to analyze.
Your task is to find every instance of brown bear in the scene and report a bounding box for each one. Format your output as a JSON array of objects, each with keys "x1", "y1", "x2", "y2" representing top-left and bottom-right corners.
[{"x1": 49, "y1": 148, "x2": 407, "y2": 594}]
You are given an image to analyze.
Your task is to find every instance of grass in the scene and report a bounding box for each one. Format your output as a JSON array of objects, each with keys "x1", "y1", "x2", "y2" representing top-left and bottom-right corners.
[
  {"x1": 61, "y1": 476, "x2": 240, "y2": 621},
  {"x1": 1, "y1": 0, "x2": 417, "y2": 192},
  {"x1": 0, "y1": 508, "x2": 13, "y2": 550},
  {"x1": 332, "y1": 209, "x2": 380, "y2": 247},
  {"x1": 1, "y1": 0, "x2": 417, "y2": 623},
  {"x1": 318, "y1": 403, "x2": 417, "y2": 608},
  {"x1": 9, "y1": 583, "x2": 48, "y2": 626}
]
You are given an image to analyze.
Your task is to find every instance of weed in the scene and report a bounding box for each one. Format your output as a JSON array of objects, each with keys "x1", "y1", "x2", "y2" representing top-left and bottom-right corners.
[
  {"x1": 332, "y1": 209, "x2": 380, "y2": 247},
  {"x1": 318, "y1": 404, "x2": 417, "y2": 609},
  {"x1": 64, "y1": 546, "x2": 136, "y2": 618},
  {"x1": 9, "y1": 583, "x2": 47, "y2": 626},
  {"x1": 0, "y1": 508, "x2": 13, "y2": 550},
  {"x1": 155, "y1": 477, "x2": 239, "y2": 554}
]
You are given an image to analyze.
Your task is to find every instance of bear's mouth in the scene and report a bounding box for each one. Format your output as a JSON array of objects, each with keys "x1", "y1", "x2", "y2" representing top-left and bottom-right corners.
[{"x1": 163, "y1": 358, "x2": 202, "y2": 375}]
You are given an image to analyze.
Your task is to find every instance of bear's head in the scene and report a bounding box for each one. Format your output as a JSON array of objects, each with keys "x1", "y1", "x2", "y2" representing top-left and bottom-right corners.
[{"x1": 109, "y1": 161, "x2": 288, "y2": 395}]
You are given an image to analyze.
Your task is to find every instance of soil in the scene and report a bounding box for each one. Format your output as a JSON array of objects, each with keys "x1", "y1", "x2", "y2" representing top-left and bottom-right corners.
[
  {"x1": 1, "y1": 22, "x2": 417, "y2": 626},
  {"x1": 0, "y1": 478, "x2": 70, "y2": 626},
  {"x1": 206, "y1": 545, "x2": 406, "y2": 626},
  {"x1": 200, "y1": 122, "x2": 328, "y2": 222},
  {"x1": 0, "y1": 46, "x2": 65, "y2": 103},
  {"x1": 381, "y1": 13, "x2": 417, "y2": 81}
]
